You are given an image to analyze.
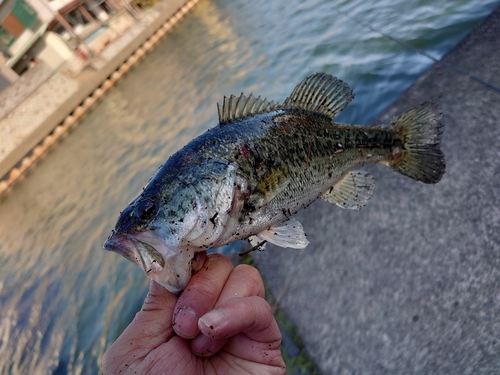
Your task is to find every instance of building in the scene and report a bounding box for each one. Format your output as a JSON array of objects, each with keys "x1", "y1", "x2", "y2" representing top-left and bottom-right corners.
[{"x1": 0, "y1": 0, "x2": 137, "y2": 90}]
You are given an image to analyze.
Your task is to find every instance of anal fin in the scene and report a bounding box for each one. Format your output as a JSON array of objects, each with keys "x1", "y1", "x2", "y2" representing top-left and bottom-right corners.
[
  {"x1": 322, "y1": 171, "x2": 375, "y2": 210},
  {"x1": 254, "y1": 217, "x2": 309, "y2": 249}
]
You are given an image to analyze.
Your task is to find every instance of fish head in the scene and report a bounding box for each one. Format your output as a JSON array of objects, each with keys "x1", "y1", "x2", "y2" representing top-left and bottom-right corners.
[{"x1": 103, "y1": 158, "x2": 241, "y2": 293}]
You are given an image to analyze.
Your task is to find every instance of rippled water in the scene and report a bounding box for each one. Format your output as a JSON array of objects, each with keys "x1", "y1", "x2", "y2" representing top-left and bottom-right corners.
[{"x1": 1, "y1": 0, "x2": 499, "y2": 373}]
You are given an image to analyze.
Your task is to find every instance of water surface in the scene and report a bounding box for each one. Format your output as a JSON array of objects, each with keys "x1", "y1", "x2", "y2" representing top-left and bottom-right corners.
[{"x1": 0, "y1": 0, "x2": 499, "y2": 373}]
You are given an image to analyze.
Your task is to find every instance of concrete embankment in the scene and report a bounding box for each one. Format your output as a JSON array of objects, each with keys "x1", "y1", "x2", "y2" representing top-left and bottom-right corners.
[
  {"x1": 253, "y1": 6, "x2": 500, "y2": 375},
  {"x1": 0, "y1": 0, "x2": 199, "y2": 197}
]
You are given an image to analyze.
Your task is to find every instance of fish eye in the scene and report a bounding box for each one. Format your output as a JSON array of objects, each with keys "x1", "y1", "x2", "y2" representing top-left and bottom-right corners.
[{"x1": 136, "y1": 200, "x2": 156, "y2": 221}]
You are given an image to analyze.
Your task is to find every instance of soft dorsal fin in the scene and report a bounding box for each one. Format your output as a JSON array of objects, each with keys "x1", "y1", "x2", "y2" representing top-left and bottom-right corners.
[
  {"x1": 217, "y1": 93, "x2": 280, "y2": 124},
  {"x1": 282, "y1": 73, "x2": 354, "y2": 119}
]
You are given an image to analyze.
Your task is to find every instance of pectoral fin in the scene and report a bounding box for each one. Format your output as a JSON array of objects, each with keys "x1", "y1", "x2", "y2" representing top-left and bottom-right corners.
[
  {"x1": 255, "y1": 217, "x2": 309, "y2": 249},
  {"x1": 322, "y1": 170, "x2": 375, "y2": 210}
]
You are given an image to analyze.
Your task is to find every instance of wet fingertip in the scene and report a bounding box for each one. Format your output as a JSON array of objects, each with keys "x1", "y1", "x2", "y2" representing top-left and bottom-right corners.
[
  {"x1": 190, "y1": 335, "x2": 217, "y2": 357},
  {"x1": 199, "y1": 309, "x2": 226, "y2": 332},
  {"x1": 191, "y1": 333, "x2": 228, "y2": 357},
  {"x1": 173, "y1": 306, "x2": 200, "y2": 339}
]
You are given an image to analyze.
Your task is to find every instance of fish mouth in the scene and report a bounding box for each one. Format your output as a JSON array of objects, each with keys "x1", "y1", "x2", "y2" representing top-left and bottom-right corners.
[
  {"x1": 103, "y1": 233, "x2": 143, "y2": 268},
  {"x1": 103, "y1": 230, "x2": 202, "y2": 294}
]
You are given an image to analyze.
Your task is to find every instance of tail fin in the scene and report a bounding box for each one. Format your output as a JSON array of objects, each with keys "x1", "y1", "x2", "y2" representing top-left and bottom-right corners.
[{"x1": 390, "y1": 102, "x2": 445, "y2": 184}]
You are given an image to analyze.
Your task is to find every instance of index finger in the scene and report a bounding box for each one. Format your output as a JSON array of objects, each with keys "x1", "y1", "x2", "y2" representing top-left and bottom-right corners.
[{"x1": 172, "y1": 253, "x2": 234, "y2": 339}]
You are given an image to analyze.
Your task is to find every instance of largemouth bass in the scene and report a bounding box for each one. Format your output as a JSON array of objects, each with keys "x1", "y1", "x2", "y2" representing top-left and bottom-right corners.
[{"x1": 104, "y1": 73, "x2": 445, "y2": 293}]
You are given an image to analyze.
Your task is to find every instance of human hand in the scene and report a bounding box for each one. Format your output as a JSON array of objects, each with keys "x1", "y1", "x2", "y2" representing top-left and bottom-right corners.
[{"x1": 101, "y1": 253, "x2": 286, "y2": 374}]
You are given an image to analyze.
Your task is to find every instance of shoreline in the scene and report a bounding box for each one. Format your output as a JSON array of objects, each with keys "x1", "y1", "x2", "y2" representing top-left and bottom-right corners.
[{"x1": 0, "y1": 0, "x2": 200, "y2": 198}]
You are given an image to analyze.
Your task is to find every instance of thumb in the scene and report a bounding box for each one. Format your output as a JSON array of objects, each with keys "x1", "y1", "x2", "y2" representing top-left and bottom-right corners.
[
  {"x1": 142, "y1": 279, "x2": 176, "y2": 313},
  {"x1": 129, "y1": 280, "x2": 177, "y2": 342},
  {"x1": 102, "y1": 281, "x2": 177, "y2": 369}
]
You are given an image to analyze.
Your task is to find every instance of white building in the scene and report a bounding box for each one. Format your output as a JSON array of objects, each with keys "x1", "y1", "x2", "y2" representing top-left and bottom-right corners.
[{"x1": 0, "y1": 0, "x2": 137, "y2": 89}]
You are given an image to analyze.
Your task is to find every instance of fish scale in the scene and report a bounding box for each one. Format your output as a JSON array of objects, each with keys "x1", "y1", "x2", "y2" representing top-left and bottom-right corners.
[
  {"x1": 199, "y1": 112, "x2": 396, "y2": 221},
  {"x1": 104, "y1": 73, "x2": 445, "y2": 293}
]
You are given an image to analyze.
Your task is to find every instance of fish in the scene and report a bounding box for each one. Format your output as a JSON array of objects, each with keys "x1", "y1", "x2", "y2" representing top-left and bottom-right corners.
[{"x1": 103, "y1": 73, "x2": 445, "y2": 294}]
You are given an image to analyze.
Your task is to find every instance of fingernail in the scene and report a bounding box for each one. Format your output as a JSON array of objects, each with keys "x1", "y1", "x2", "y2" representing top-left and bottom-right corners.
[
  {"x1": 173, "y1": 307, "x2": 199, "y2": 338},
  {"x1": 191, "y1": 334, "x2": 216, "y2": 357},
  {"x1": 199, "y1": 309, "x2": 226, "y2": 331}
]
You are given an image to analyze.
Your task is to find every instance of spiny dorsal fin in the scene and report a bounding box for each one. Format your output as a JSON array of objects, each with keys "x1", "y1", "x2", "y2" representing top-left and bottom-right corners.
[
  {"x1": 282, "y1": 73, "x2": 354, "y2": 119},
  {"x1": 217, "y1": 93, "x2": 280, "y2": 124}
]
